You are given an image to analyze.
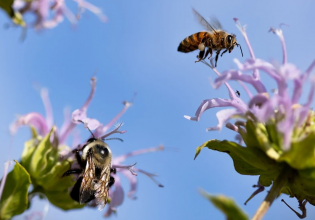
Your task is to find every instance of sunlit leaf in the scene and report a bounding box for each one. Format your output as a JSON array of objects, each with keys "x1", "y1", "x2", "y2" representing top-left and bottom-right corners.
[
  {"x1": 278, "y1": 132, "x2": 315, "y2": 170},
  {"x1": 199, "y1": 189, "x2": 248, "y2": 220},
  {"x1": 0, "y1": 160, "x2": 31, "y2": 220},
  {"x1": 195, "y1": 139, "x2": 281, "y2": 174}
]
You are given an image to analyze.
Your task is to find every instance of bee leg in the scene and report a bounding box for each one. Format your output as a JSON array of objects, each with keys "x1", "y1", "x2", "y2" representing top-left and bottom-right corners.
[
  {"x1": 110, "y1": 168, "x2": 117, "y2": 174},
  {"x1": 108, "y1": 176, "x2": 115, "y2": 188},
  {"x1": 72, "y1": 148, "x2": 86, "y2": 168},
  {"x1": 215, "y1": 50, "x2": 221, "y2": 67},
  {"x1": 204, "y1": 48, "x2": 211, "y2": 60},
  {"x1": 70, "y1": 177, "x2": 83, "y2": 202},
  {"x1": 62, "y1": 169, "x2": 83, "y2": 177},
  {"x1": 195, "y1": 50, "x2": 205, "y2": 63},
  {"x1": 220, "y1": 49, "x2": 228, "y2": 57}
]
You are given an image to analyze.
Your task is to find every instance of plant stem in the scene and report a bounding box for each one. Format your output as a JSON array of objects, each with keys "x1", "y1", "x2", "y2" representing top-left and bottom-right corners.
[{"x1": 251, "y1": 165, "x2": 291, "y2": 220}]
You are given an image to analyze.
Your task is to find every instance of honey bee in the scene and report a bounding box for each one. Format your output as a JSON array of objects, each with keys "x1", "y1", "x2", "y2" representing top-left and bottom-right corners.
[{"x1": 177, "y1": 9, "x2": 243, "y2": 67}]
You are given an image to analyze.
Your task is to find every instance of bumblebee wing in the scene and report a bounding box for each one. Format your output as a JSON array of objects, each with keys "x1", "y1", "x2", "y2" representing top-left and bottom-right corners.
[
  {"x1": 94, "y1": 165, "x2": 111, "y2": 210},
  {"x1": 80, "y1": 154, "x2": 96, "y2": 204}
]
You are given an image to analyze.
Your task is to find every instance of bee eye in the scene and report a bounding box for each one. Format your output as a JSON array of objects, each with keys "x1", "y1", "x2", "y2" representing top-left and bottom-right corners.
[
  {"x1": 95, "y1": 144, "x2": 109, "y2": 158},
  {"x1": 227, "y1": 35, "x2": 232, "y2": 44}
]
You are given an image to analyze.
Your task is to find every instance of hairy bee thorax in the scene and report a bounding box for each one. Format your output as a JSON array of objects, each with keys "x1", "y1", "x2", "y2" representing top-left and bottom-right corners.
[{"x1": 82, "y1": 139, "x2": 112, "y2": 168}]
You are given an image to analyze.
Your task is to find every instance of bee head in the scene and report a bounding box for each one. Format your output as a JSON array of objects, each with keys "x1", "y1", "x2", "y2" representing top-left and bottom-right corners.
[
  {"x1": 226, "y1": 34, "x2": 236, "y2": 51},
  {"x1": 92, "y1": 141, "x2": 112, "y2": 165},
  {"x1": 227, "y1": 34, "x2": 243, "y2": 57},
  {"x1": 82, "y1": 140, "x2": 112, "y2": 166}
]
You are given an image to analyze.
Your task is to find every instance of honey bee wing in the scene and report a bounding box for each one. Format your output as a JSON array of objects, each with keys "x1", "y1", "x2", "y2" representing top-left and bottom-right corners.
[
  {"x1": 192, "y1": 8, "x2": 218, "y2": 34},
  {"x1": 94, "y1": 165, "x2": 111, "y2": 210},
  {"x1": 80, "y1": 154, "x2": 96, "y2": 204},
  {"x1": 209, "y1": 16, "x2": 223, "y2": 31}
]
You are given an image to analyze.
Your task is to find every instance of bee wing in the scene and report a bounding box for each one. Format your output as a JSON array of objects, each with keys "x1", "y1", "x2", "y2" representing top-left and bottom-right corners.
[
  {"x1": 94, "y1": 165, "x2": 111, "y2": 210},
  {"x1": 80, "y1": 154, "x2": 96, "y2": 204},
  {"x1": 192, "y1": 8, "x2": 222, "y2": 34}
]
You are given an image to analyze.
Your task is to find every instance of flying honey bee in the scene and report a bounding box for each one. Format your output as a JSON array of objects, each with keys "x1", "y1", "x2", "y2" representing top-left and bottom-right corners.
[{"x1": 177, "y1": 9, "x2": 243, "y2": 67}]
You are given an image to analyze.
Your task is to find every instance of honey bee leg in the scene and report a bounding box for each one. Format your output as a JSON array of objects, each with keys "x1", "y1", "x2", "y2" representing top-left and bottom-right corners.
[
  {"x1": 203, "y1": 48, "x2": 210, "y2": 60},
  {"x1": 215, "y1": 50, "x2": 221, "y2": 67},
  {"x1": 62, "y1": 169, "x2": 83, "y2": 177},
  {"x1": 195, "y1": 50, "x2": 205, "y2": 63},
  {"x1": 220, "y1": 49, "x2": 228, "y2": 57},
  {"x1": 207, "y1": 48, "x2": 213, "y2": 59},
  {"x1": 110, "y1": 168, "x2": 117, "y2": 174},
  {"x1": 108, "y1": 176, "x2": 115, "y2": 188}
]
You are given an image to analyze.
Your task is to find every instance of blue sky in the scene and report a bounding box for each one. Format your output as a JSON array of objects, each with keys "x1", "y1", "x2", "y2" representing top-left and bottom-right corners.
[{"x1": 1, "y1": 0, "x2": 315, "y2": 219}]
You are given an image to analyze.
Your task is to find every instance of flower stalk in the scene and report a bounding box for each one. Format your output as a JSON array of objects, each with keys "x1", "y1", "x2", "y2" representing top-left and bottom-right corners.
[{"x1": 252, "y1": 165, "x2": 292, "y2": 220}]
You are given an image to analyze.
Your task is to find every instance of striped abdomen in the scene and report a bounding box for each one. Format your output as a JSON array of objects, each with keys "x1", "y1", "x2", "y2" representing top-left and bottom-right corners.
[{"x1": 178, "y1": 31, "x2": 210, "y2": 53}]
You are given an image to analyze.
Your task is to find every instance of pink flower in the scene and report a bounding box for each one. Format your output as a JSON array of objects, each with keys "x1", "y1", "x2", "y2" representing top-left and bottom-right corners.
[{"x1": 185, "y1": 19, "x2": 315, "y2": 150}]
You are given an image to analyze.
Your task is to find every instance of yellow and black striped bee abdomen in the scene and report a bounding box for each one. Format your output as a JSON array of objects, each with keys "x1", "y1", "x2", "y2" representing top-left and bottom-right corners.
[{"x1": 177, "y1": 32, "x2": 207, "y2": 53}]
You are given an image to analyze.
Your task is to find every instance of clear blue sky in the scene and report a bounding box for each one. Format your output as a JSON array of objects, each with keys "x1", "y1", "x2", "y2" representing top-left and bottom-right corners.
[{"x1": 1, "y1": 0, "x2": 315, "y2": 219}]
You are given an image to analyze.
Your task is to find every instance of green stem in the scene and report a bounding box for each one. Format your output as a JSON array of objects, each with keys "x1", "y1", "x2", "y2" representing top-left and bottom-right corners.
[{"x1": 251, "y1": 165, "x2": 292, "y2": 220}]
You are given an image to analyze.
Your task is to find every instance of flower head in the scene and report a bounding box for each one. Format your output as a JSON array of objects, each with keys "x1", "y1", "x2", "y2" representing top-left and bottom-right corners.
[
  {"x1": 10, "y1": 0, "x2": 106, "y2": 30},
  {"x1": 185, "y1": 20, "x2": 315, "y2": 152},
  {"x1": 4, "y1": 77, "x2": 163, "y2": 219},
  {"x1": 187, "y1": 19, "x2": 315, "y2": 216}
]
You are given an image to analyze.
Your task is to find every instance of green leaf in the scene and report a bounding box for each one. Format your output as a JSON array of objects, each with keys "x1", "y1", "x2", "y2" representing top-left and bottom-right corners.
[
  {"x1": 21, "y1": 138, "x2": 40, "y2": 172},
  {"x1": 199, "y1": 189, "x2": 248, "y2": 220},
  {"x1": 239, "y1": 120, "x2": 261, "y2": 148},
  {"x1": 38, "y1": 161, "x2": 75, "y2": 192},
  {"x1": 0, "y1": 0, "x2": 25, "y2": 26},
  {"x1": 278, "y1": 131, "x2": 315, "y2": 170},
  {"x1": 281, "y1": 168, "x2": 315, "y2": 206},
  {"x1": 29, "y1": 128, "x2": 58, "y2": 179},
  {"x1": 195, "y1": 140, "x2": 280, "y2": 174},
  {"x1": 0, "y1": 160, "x2": 31, "y2": 220},
  {"x1": 45, "y1": 190, "x2": 85, "y2": 210}
]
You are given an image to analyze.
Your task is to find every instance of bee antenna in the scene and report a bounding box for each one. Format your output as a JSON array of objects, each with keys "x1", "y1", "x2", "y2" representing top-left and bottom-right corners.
[
  {"x1": 237, "y1": 43, "x2": 243, "y2": 57},
  {"x1": 104, "y1": 137, "x2": 124, "y2": 142},
  {"x1": 78, "y1": 120, "x2": 96, "y2": 139}
]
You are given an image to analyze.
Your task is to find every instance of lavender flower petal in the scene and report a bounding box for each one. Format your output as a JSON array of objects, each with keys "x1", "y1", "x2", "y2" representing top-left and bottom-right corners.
[
  {"x1": 269, "y1": 28, "x2": 287, "y2": 64},
  {"x1": 112, "y1": 146, "x2": 164, "y2": 164},
  {"x1": 0, "y1": 161, "x2": 13, "y2": 202},
  {"x1": 119, "y1": 169, "x2": 137, "y2": 199},
  {"x1": 214, "y1": 69, "x2": 266, "y2": 93},
  {"x1": 40, "y1": 88, "x2": 53, "y2": 129},
  {"x1": 206, "y1": 109, "x2": 242, "y2": 131},
  {"x1": 104, "y1": 175, "x2": 124, "y2": 217},
  {"x1": 10, "y1": 113, "x2": 48, "y2": 136},
  {"x1": 184, "y1": 98, "x2": 247, "y2": 122}
]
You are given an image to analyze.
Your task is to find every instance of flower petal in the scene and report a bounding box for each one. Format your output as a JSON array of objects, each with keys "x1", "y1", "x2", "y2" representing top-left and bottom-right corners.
[
  {"x1": 214, "y1": 69, "x2": 266, "y2": 93},
  {"x1": 184, "y1": 98, "x2": 247, "y2": 122},
  {"x1": 206, "y1": 109, "x2": 242, "y2": 131},
  {"x1": 10, "y1": 113, "x2": 48, "y2": 136},
  {"x1": 104, "y1": 175, "x2": 124, "y2": 217}
]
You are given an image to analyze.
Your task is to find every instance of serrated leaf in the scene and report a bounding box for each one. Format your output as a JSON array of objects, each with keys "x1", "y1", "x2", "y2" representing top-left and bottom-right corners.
[
  {"x1": 199, "y1": 190, "x2": 248, "y2": 220},
  {"x1": 278, "y1": 132, "x2": 315, "y2": 170},
  {"x1": 0, "y1": 160, "x2": 31, "y2": 220}
]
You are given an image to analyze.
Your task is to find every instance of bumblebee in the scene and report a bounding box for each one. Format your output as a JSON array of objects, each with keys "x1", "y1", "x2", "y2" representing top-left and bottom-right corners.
[
  {"x1": 178, "y1": 8, "x2": 243, "y2": 67},
  {"x1": 63, "y1": 136, "x2": 115, "y2": 209}
]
